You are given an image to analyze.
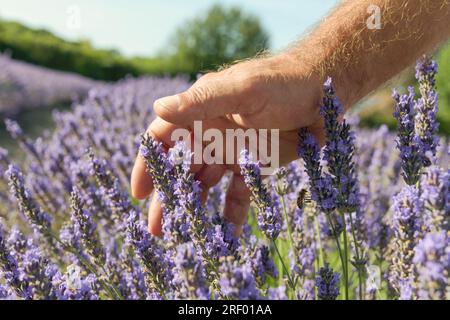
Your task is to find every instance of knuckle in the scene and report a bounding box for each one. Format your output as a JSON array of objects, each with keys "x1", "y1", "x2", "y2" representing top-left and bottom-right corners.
[{"x1": 182, "y1": 85, "x2": 212, "y2": 109}]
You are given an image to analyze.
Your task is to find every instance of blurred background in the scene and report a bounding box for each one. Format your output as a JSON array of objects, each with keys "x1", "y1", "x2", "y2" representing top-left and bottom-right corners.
[{"x1": 0, "y1": 0, "x2": 449, "y2": 152}]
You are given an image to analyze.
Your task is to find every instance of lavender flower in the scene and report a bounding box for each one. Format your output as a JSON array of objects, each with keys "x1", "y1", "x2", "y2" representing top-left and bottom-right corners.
[
  {"x1": 4, "y1": 120, "x2": 41, "y2": 161},
  {"x1": 139, "y1": 135, "x2": 193, "y2": 248},
  {"x1": 389, "y1": 186, "x2": 423, "y2": 299},
  {"x1": 300, "y1": 78, "x2": 367, "y2": 283},
  {"x1": 162, "y1": 142, "x2": 194, "y2": 246},
  {"x1": 421, "y1": 166, "x2": 449, "y2": 231},
  {"x1": 298, "y1": 129, "x2": 336, "y2": 212},
  {"x1": 172, "y1": 242, "x2": 210, "y2": 299},
  {"x1": 4, "y1": 119, "x2": 23, "y2": 139},
  {"x1": 0, "y1": 285, "x2": 13, "y2": 299},
  {"x1": 204, "y1": 224, "x2": 234, "y2": 261},
  {"x1": 274, "y1": 167, "x2": 288, "y2": 196},
  {"x1": 267, "y1": 286, "x2": 287, "y2": 300},
  {"x1": 0, "y1": 147, "x2": 9, "y2": 176},
  {"x1": 69, "y1": 160, "x2": 113, "y2": 226},
  {"x1": 239, "y1": 150, "x2": 282, "y2": 239},
  {"x1": 364, "y1": 126, "x2": 394, "y2": 254},
  {"x1": 321, "y1": 77, "x2": 343, "y2": 126},
  {"x1": 316, "y1": 263, "x2": 340, "y2": 300},
  {"x1": 59, "y1": 221, "x2": 85, "y2": 265},
  {"x1": 70, "y1": 187, "x2": 106, "y2": 267},
  {"x1": 291, "y1": 208, "x2": 316, "y2": 287},
  {"x1": 117, "y1": 242, "x2": 148, "y2": 300},
  {"x1": 320, "y1": 77, "x2": 344, "y2": 159},
  {"x1": 206, "y1": 177, "x2": 228, "y2": 214},
  {"x1": 415, "y1": 57, "x2": 439, "y2": 165},
  {"x1": 321, "y1": 78, "x2": 360, "y2": 212},
  {"x1": 139, "y1": 134, "x2": 178, "y2": 212},
  {"x1": 297, "y1": 279, "x2": 316, "y2": 300},
  {"x1": 393, "y1": 87, "x2": 423, "y2": 185},
  {"x1": 243, "y1": 236, "x2": 278, "y2": 287},
  {"x1": 413, "y1": 231, "x2": 449, "y2": 300},
  {"x1": 211, "y1": 212, "x2": 239, "y2": 254},
  {"x1": 0, "y1": 223, "x2": 31, "y2": 299},
  {"x1": 20, "y1": 245, "x2": 58, "y2": 299},
  {"x1": 6, "y1": 226, "x2": 28, "y2": 256},
  {"x1": 5, "y1": 165, "x2": 53, "y2": 242},
  {"x1": 126, "y1": 211, "x2": 166, "y2": 297},
  {"x1": 88, "y1": 152, "x2": 134, "y2": 226},
  {"x1": 53, "y1": 265, "x2": 99, "y2": 300},
  {"x1": 323, "y1": 78, "x2": 368, "y2": 271},
  {"x1": 219, "y1": 256, "x2": 260, "y2": 300}
]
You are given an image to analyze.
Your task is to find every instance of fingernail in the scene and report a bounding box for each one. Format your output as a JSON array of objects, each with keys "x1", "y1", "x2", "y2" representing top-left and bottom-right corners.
[{"x1": 155, "y1": 95, "x2": 179, "y2": 111}]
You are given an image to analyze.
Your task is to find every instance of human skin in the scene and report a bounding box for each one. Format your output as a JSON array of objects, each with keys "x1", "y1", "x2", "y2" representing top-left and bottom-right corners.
[{"x1": 131, "y1": 0, "x2": 450, "y2": 236}]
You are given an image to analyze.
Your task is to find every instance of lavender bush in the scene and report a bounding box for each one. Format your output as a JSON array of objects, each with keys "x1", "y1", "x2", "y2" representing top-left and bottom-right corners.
[
  {"x1": 0, "y1": 57, "x2": 448, "y2": 300},
  {"x1": 0, "y1": 54, "x2": 99, "y2": 115}
]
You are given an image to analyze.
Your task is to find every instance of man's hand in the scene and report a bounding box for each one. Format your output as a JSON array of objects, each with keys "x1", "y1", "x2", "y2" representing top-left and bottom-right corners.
[{"x1": 131, "y1": 54, "x2": 326, "y2": 236}]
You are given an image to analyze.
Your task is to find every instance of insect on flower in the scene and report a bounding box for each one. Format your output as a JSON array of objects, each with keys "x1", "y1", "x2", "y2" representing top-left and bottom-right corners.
[{"x1": 296, "y1": 188, "x2": 312, "y2": 210}]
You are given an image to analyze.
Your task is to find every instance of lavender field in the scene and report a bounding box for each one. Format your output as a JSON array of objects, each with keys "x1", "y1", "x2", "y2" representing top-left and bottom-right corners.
[
  {"x1": 0, "y1": 54, "x2": 99, "y2": 115},
  {"x1": 0, "y1": 57, "x2": 448, "y2": 300}
]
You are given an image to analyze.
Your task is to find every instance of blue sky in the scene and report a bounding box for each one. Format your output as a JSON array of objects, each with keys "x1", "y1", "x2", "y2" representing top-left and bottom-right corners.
[{"x1": 0, "y1": 0, "x2": 338, "y2": 57}]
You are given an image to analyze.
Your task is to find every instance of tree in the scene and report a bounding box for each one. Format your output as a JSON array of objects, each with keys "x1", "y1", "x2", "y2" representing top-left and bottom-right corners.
[{"x1": 167, "y1": 5, "x2": 270, "y2": 74}]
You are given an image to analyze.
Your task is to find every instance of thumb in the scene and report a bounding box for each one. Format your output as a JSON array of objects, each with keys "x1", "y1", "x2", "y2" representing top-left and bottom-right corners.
[{"x1": 153, "y1": 72, "x2": 254, "y2": 125}]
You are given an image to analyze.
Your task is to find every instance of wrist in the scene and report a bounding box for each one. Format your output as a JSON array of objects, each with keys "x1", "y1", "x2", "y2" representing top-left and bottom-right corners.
[
  {"x1": 272, "y1": 51, "x2": 328, "y2": 125},
  {"x1": 286, "y1": 48, "x2": 360, "y2": 111}
]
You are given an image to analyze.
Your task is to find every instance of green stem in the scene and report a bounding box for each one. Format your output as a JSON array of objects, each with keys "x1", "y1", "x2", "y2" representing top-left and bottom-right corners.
[
  {"x1": 77, "y1": 251, "x2": 123, "y2": 300},
  {"x1": 191, "y1": 229, "x2": 227, "y2": 299},
  {"x1": 272, "y1": 240, "x2": 296, "y2": 290},
  {"x1": 340, "y1": 212, "x2": 349, "y2": 300},
  {"x1": 348, "y1": 213, "x2": 365, "y2": 300},
  {"x1": 49, "y1": 230, "x2": 124, "y2": 300},
  {"x1": 280, "y1": 194, "x2": 296, "y2": 260},
  {"x1": 378, "y1": 257, "x2": 384, "y2": 300},
  {"x1": 314, "y1": 215, "x2": 325, "y2": 268},
  {"x1": 324, "y1": 213, "x2": 347, "y2": 300}
]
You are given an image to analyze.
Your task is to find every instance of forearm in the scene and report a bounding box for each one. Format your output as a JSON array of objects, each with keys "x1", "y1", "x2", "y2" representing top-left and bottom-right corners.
[{"x1": 286, "y1": 0, "x2": 450, "y2": 108}]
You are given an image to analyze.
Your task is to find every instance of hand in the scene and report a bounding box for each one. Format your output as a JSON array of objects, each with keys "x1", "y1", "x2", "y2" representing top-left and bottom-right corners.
[{"x1": 131, "y1": 53, "x2": 325, "y2": 236}]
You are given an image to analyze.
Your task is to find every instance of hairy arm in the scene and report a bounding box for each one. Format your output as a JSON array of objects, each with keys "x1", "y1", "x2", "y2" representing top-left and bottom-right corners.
[{"x1": 288, "y1": 0, "x2": 450, "y2": 108}]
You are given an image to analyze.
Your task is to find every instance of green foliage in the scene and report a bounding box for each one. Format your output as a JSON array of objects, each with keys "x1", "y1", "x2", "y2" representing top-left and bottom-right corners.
[
  {"x1": 167, "y1": 5, "x2": 270, "y2": 74},
  {"x1": 435, "y1": 42, "x2": 450, "y2": 133},
  {"x1": 0, "y1": 19, "x2": 172, "y2": 80}
]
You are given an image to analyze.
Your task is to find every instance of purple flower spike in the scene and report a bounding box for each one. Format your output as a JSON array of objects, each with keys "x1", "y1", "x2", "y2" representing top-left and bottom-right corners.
[
  {"x1": 393, "y1": 87, "x2": 423, "y2": 185},
  {"x1": 413, "y1": 231, "x2": 449, "y2": 300},
  {"x1": 4, "y1": 119, "x2": 23, "y2": 139},
  {"x1": 415, "y1": 57, "x2": 440, "y2": 166},
  {"x1": 126, "y1": 210, "x2": 167, "y2": 298},
  {"x1": 139, "y1": 134, "x2": 178, "y2": 213},
  {"x1": 239, "y1": 150, "x2": 282, "y2": 240},
  {"x1": 298, "y1": 129, "x2": 336, "y2": 212},
  {"x1": 316, "y1": 263, "x2": 340, "y2": 300},
  {"x1": 172, "y1": 242, "x2": 210, "y2": 299},
  {"x1": 219, "y1": 256, "x2": 260, "y2": 300},
  {"x1": 0, "y1": 223, "x2": 31, "y2": 299},
  {"x1": 389, "y1": 185, "x2": 423, "y2": 299},
  {"x1": 5, "y1": 165, "x2": 53, "y2": 240},
  {"x1": 70, "y1": 187, "x2": 106, "y2": 267}
]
